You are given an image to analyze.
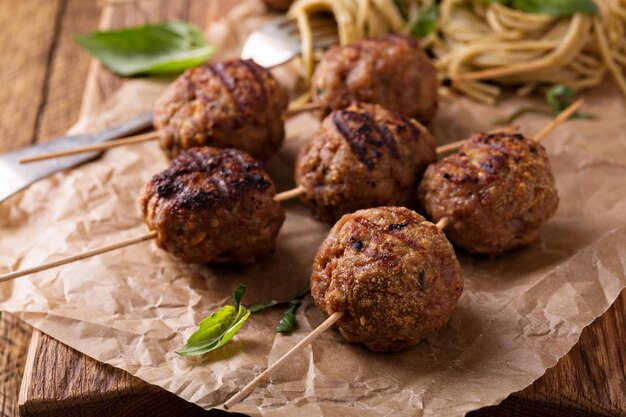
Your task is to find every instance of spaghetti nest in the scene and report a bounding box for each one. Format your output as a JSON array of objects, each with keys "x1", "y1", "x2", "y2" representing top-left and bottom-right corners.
[{"x1": 288, "y1": 0, "x2": 626, "y2": 103}]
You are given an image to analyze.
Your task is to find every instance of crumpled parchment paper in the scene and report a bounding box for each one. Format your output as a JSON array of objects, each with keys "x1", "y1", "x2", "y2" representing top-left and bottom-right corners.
[{"x1": 1, "y1": 1, "x2": 626, "y2": 416}]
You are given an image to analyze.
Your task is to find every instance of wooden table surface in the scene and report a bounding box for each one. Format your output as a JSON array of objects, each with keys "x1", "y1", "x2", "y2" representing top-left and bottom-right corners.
[{"x1": 0, "y1": 1, "x2": 625, "y2": 416}]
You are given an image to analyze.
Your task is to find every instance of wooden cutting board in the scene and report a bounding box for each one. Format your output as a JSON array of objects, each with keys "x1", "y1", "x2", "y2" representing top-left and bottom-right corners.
[{"x1": 2, "y1": 1, "x2": 624, "y2": 416}]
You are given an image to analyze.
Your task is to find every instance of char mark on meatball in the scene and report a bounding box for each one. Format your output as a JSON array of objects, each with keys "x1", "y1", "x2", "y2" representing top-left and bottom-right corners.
[
  {"x1": 295, "y1": 102, "x2": 437, "y2": 222},
  {"x1": 332, "y1": 108, "x2": 400, "y2": 170},
  {"x1": 311, "y1": 207, "x2": 463, "y2": 352},
  {"x1": 140, "y1": 147, "x2": 285, "y2": 265},
  {"x1": 418, "y1": 132, "x2": 559, "y2": 255}
]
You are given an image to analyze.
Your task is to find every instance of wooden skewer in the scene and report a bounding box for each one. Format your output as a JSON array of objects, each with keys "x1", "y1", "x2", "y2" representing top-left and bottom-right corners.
[
  {"x1": 222, "y1": 217, "x2": 450, "y2": 409},
  {"x1": 532, "y1": 99, "x2": 583, "y2": 143},
  {"x1": 284, "y1": 102, "x2": 320, "y2": 118},
  {"x1": 0, "y1": 187, "x2": 305, "y2": 282},
  {"x1": 437, "y1": 125, "x2": 520, "y2": 157},
  {"x1": 274, "y1": 185, "x2": 305, "y2": 202},
  {"x1": 20, "y1": 104, "x2": 322, "y2": 165},
  {"x1": 223, "y1": 311, "x2": 344, "y2": 410},
  {"x1": 0, "y1": 231, "x2": 157, "y2": 283},
  {"x1": 19, "y1": 131, "x2": 160, "y2": 164}
]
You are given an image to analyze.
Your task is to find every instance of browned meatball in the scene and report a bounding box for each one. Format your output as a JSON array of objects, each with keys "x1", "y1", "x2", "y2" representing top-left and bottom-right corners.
[
  {"x1": 139, "y1": 147, "x2": 285, "y2": 265},
  {"x1": 311, "y1": 35, "x2": 438, "y2": 124},
  {"x1": 295, "y1": 102, "x2": 436, "y2": 222},
  {"x1": 418, "y1": 132, "x2": 559, "y2": 255},
  {"x1": 153, "y1": 59, "x2": 289, "y2": 161},
  {"x1": 262, "y1": 0, "x2": 294, "y2": 11},
  {"x1": 311, "y1": 207, "x2": 463, "y2": 352}
]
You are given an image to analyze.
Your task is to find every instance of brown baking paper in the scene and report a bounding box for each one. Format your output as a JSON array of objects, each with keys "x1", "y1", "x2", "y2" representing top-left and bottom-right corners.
[{"x1": 2, "y1": 2, "x2": 626, "y2": 416}]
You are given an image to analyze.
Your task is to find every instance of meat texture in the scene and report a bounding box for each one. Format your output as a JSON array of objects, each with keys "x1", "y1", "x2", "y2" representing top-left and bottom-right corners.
[
  {"x1": 295, "y1": 102, "x2": 436, "y2": 222},
  {"x1": 139, "y1": 147, "x2": 285, "y2": 265},
  {"x1": 311, "y1": 206, "x2": 463, "y2": 352},
  {"x1": 153, "y1": 59, "x2": 289, "y2": 161},
  {"x1": 418, "y1": 132, "x2": 559, "y2": 255},
  {"x1": 311, "y1": 35, "x2": 438, "y2": 124}
]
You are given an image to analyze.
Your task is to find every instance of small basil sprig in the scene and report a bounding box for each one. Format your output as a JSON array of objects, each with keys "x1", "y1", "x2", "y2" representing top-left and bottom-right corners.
[
  {"x1": 546, "y1": 85, "x2": 594, "y2": 119},
  {"x1": 175, "y1": 285, "x2": 250, "y2": 356},
  {"x1": 76, "y1": 21, "x2": 214, "y2": 76},
  {"x1": 411, "y1": 1, "x2": 438, "y2": 38},
  {"x1": 482, "y1": 0, "x2": 598, "y2": 17},
  {"x1": 176, "y1": 286, "x2": 309, "y2": 356}
]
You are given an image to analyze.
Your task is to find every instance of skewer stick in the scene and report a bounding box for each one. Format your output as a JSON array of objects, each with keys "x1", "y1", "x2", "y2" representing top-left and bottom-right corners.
[
  {"x1": 274, "y1": 185, "x2": 305, "y2": 202},
  {"x1": 20, "y1": 104, "x2": 322, "y2": 165},
  {"x1": 532, "y1": 99, "x2": 583, "y2": 143},
  {"x1": 19, "y1": 131, "x2": 160, "y2": 164},
  {"x1": 223, "y1": 217, "x2": 450, "y2": 409},
  {"x1": 284, "y1": 102, "x2": 320, "y2": 118},
  {"x1": 223, "y1": 310, "x2": 344, "y2": 409},
  {"x1": 436, "y1": 217, "x2": 450, "y2": 230},
  {"x1": 0, "y1": 231, "x2": 157, "y2": 283},
  {"x1": 436, "y1": 125, "x2": 520, "y2": 157}
]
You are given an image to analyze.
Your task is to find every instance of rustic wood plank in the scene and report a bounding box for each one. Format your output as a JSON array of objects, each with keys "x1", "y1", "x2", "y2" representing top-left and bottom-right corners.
[
  {"x1": 0, "y1": 0, "x2": 62, "y2": 151},
  {"x1": 18, "y1": 331, "x2": 222, "y2": 417},
  {"x1": 37, "y1": 0, "x2": 102, "y2": 142},
  {"x1": 0, "y1": 313, "x2": 33, "y2": 417}
]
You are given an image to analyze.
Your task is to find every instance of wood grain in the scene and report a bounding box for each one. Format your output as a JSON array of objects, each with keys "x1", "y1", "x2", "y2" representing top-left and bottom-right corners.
[
  {"x1": 0, "y1": 0, "x2": 624, "y2": 416},
  {"x1": 0, "y1": 0, "x2": 63, "y2": 151},
  {"x1": 37, "y1": 0, "x2": 101, "y2": 142}
]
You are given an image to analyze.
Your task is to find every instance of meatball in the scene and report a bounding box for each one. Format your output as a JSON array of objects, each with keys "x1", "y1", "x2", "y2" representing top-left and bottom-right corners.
[
  {"x1": 311, "y1": 207, "x2": 463, "y2": 352},
  {"x1": 153, "y1": 59, "x2": 289, "y2": 161},
  {"x1": 295, "y1": 102, "x2": 436, "y2": 222},
  {"x1": 311, "y1": 35, "x2": 438, "y2": 124},
  {"x1": 418, "y1": 132, "x2": 559, "y2": 255},
  {"x1": 139, "y1": 147, "x2": 285, "y2": 265}
]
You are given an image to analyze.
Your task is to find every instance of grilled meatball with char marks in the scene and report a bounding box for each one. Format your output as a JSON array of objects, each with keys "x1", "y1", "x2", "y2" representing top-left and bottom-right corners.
[
  {"x1": 311, "y1": 35, "x2": 439, "y2": 124},
  {"x1": 140, "y1": 147, "x2": 285, "y2": 265},
  {"x1": 153, "y1": 59, "x2": 289, "y2": 161},
  {"x1": 312, "y1": 207, "x2": 463, "y2": 352},
  {"x1": 295, "y1": 102, "x2": 437, "y2": 222},
  {"x1": 418, "y1": 132, "x2": 559, "y2": 255}
]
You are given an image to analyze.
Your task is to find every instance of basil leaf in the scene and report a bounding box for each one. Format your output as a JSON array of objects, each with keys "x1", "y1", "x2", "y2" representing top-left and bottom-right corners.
[
  {"x1": 176, "y1": 304, "x2": 250, "y2": 356},
  {"x1": 276, "y1": 299, "x2": 301, "y2": 334},
  {"x1": 545, "y1": 85, "x2": 595, "y2": 119},
  {"x1": 176, "y1": 284, "x2": 251, "y2": 356},
  {"x1": 75, "y1": 21, "x2": 214, "y2": 76},
  {"x1": 482, "y1": 0, "x2": 597, "y2": 17},
  {"x1": 411, "y1": 2, "x2": 438, "y2": 38}
]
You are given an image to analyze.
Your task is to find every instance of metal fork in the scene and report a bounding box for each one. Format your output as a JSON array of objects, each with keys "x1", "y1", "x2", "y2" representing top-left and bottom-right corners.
[{"x1": 241, "y1": 15, "x2": 339, "y2": 68}]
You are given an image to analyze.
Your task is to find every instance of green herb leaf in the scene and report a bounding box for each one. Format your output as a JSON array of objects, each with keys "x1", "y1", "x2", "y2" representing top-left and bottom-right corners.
[
  {"x1": 247, "y1": 299, "x2": 282, "y2": 313},
  {"x1": 482, "y1": 0, "x2": 597, "y2": 17},
  {"x1": 411, "y1": 1, "x2": 438, "y2": 38},
  {"x1": 75, "y1": 21, "x2": 214, "y2": 76},
  {"x1": 276, "y1": 299, "x2": 301, "y2": 334},
  {"x1": 545, "y1": 85, "x2": 595, "y2": 119},
  {"x1": 232, "y1": 284, "x2": 246, "y2": 308},
  {"x1": 176, "y1": 285, "x2": 250, "y2": 356}
]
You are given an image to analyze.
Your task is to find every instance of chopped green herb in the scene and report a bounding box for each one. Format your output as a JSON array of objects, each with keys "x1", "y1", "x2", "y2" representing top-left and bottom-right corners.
[
  {"x1": 411, "y1": 1, "x2": 438, "y2": 38},
  {"x1": 276, "y1": 299, "x2": 301, "y2": 334},
  {"x1": 76, "y1": 21, "x2": 214, "y2": 76},
  {"x1": 546, "y1": 85, "x2": 594, "y2": 119}
]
